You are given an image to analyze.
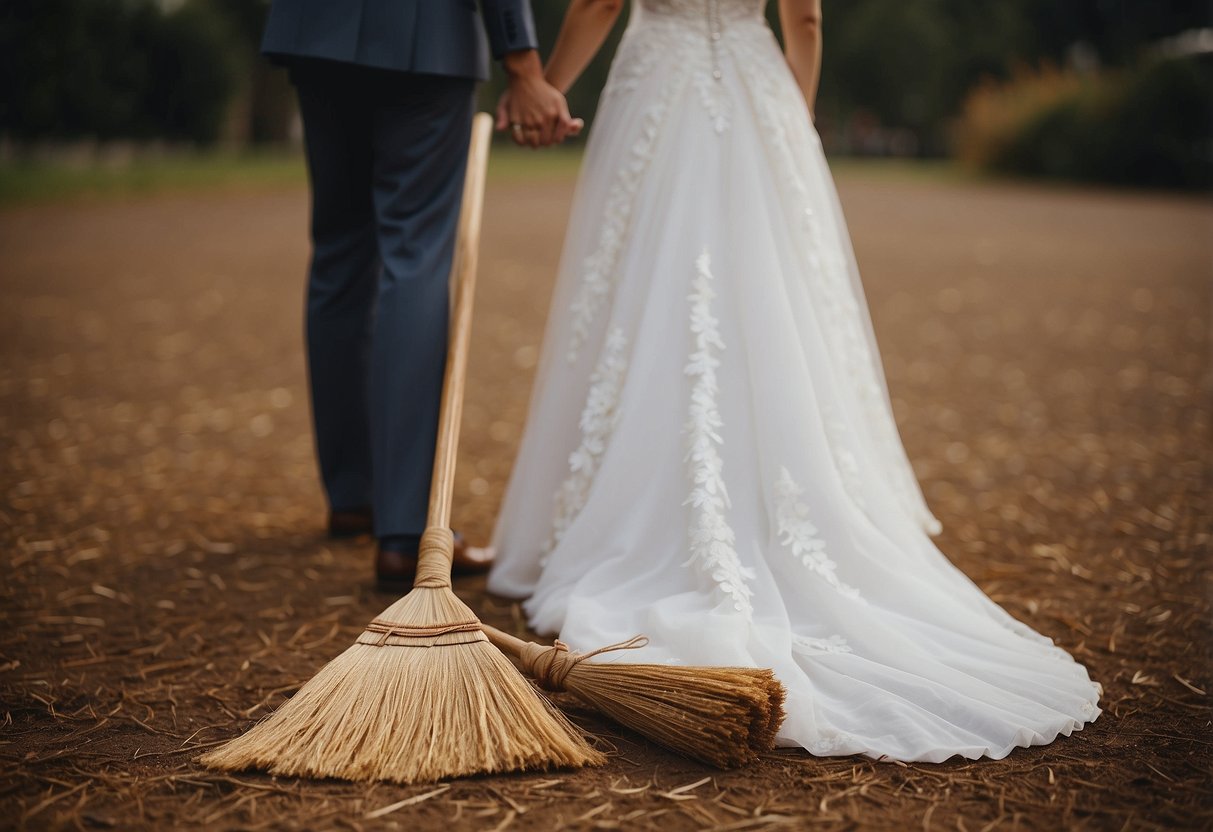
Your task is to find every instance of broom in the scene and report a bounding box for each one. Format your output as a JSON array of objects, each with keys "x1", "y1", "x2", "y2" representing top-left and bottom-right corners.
[
  {"x1": 200, "y1": 112, "x2": 604, "y2": 784},
  {"x1": 481, "y1": 626, "x2": 787, "y2": 768}
]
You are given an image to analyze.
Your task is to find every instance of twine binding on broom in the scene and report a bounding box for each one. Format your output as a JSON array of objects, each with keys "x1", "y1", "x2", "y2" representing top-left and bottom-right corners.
[
  {"x1": 363, "y1": 620, "x2": 483, "y2": 646},
  {"x1": 519, "y1": 636, "x2": 649, "y2": 690}
]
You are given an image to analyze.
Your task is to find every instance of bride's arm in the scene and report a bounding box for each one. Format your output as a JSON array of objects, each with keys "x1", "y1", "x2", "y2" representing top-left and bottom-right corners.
[
  {"x1": 543, "y1": 0, "x2": 626, "y2": 94},
  {"x1": 779, "y1": 0, "x2": 823, "y2": 116}
]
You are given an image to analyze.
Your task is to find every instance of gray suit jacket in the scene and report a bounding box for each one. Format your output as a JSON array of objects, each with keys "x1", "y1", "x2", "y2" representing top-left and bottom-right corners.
[{"x1": 261, "y1": 0, "x2": 539, "y2": 81}]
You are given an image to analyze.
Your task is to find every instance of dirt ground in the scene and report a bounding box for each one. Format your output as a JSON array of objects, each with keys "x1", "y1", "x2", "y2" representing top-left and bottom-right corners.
[{"x1": 1, "y1": 167, "x2": 1210, "y2": 831}]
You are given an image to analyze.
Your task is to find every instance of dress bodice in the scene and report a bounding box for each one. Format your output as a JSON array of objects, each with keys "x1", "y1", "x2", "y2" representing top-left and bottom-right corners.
[
  {"x1": 633, "y1": 0, "x2": 767, "y2": 28},
  {"x1": 610, "y1": 0, "x2": 777, "y2": 102}
]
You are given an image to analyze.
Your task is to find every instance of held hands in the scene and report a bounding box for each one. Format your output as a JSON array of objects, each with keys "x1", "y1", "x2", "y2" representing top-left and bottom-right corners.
[{"x1": 496, "y1": 50, "x2": 584, "y2": 148}]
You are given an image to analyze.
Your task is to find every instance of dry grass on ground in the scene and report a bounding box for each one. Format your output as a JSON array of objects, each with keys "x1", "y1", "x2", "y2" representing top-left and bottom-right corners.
[{"x1": 1, "y1": 169, "x2": 1210, "y2": 830}]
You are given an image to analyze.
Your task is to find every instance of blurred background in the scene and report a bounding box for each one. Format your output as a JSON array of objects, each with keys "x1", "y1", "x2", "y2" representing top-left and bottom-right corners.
[
  {"x1": 2, "y1": 4, "x2": 1211, "y2": 827},
  {"x1": 1, "y1": 0, "x2": 1210, "y2": 196}
]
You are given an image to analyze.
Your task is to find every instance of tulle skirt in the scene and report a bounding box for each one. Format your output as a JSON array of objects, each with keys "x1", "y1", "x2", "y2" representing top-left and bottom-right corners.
[{"x1": 489, "y1": 6, "x2": 1100, "y2": 762}]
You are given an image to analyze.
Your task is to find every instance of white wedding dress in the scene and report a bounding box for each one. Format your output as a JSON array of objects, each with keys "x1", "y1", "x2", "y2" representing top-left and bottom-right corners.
[{"x1": 489, "y1": 0, "x2": 1100, "y2": 762}]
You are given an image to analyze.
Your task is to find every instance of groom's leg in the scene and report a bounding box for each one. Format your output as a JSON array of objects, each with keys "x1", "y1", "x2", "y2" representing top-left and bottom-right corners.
[
  {"x1": 367, "y1": 72, "x2": 476, "y2": 538},
  {"x1": 293, "y1": 61, "x2": 379, "y2": 515}
]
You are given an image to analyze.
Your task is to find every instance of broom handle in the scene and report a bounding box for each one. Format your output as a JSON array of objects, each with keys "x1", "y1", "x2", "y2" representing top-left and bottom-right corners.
[
  {"x1": 418, "y1": 112, "x2": 494, "y2": 577},
  {"x1": 481, "y1": 624, "x2": 527, "y2": 659}
]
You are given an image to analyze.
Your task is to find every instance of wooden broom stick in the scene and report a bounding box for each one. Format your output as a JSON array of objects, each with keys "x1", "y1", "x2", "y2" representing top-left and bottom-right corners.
[{"x1": 201, "y1": 113, "x2": 603, "y2": 784}]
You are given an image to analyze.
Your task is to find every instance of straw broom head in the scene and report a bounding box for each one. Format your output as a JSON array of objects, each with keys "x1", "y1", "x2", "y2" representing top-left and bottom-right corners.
[
  {"x1": 202, "y1": 113, "x2": 602, "y2": 783},
  {"x1": 483, "y1": 626, "x2": 787, "y2": 768},
  {"x1": 201, "y1": 530, "x2": 605, "y2": 783}
]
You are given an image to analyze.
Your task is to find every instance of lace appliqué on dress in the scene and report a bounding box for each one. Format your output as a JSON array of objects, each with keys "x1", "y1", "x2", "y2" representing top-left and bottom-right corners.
[
  {"x1": 569, "y1": 19, "x2": 750, "y2": 363},
  {"x1": 601, "y1": 32, "x2": 661, "y2": 99},
  {"x1": 733, "y1": 37, "x2": 943, "y2": 537},
  {"x1": 684, "y1": 251, "x2": 754, "y2": 617},
  {"x1": 567, "y1": 66, "x2": 687, "y2": 363},
  {"x1": 544, "y1": 328, "x2": 629, "y2": 563},
  {"x1": 774, "y1": 467, "x2": 861, "y2": 599}
]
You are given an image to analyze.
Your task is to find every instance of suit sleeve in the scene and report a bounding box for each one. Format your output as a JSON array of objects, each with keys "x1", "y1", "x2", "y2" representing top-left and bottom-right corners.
[{"x1": 480, "y1": 0, "x2": 540, "y2": 59}]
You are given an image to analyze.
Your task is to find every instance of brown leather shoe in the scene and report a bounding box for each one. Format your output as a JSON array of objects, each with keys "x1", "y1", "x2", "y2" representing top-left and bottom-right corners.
[
  {"x1": 329, "y1": 507, "x2": 373, "y2": 539},
  {"x1": 375, "y1": 532, "x2": 493, "y2": 586},
  {"x1": 374, "y1": 543, "x2": 418, "y2": 586}
]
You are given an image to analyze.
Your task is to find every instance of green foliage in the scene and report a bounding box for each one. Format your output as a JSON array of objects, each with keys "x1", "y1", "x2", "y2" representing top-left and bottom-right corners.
[
  {"x1": 0, "y1": 145, "x2": 588, "y2": 207},
  {"x1": 143, "y1": 2, "x2": 245, "y2": 144},
  {"x1": 0, "y1": 150, "x2": 305, "y2": 206},
  {"x1": 495, "y1": 0, "x2": 1208, "y2": 155},
  {"x1": 802, "y1": 0, "x2": 1208, "y2": 155},
  {"x1": 1016, "y1": 0, "x2": 1209, "y2": 67},
  {"x1": 955, "y1": 55, "x2": 1213, "y2": 190},
  {"x1": 0, "y1": 0, "x2": 244, "y2": 145},
  {"x1": 2, "y1": 0, "x2": 1207, "y2": 169}
]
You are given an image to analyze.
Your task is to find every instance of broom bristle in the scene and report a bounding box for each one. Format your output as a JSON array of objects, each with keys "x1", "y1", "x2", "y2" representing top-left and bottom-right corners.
[
  {"x1": 200, "y1": 587, "x2": 604, "y2": 783},
  {"x1": 562, "y1": 663, "x2": 786, "y2": 767},
  {"x1": 719, "y1": 667, "x2": 788, "y2": 752},
  {"x1": 501, "y1": 633, "x2": 788, "y2": 768}
]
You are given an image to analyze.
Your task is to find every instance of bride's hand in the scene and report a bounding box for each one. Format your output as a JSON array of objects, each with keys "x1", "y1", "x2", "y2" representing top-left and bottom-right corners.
[{"x1": 497, "y1": 50, "x2": 583, "y2": 148}]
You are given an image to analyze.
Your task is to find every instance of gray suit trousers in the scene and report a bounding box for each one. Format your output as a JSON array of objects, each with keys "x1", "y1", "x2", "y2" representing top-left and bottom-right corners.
[{"x1": 292, "y1": 60, "x2": 474, "y2": 537}]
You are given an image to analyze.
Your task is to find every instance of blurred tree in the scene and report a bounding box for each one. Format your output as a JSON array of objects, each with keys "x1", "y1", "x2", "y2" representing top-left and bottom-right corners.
[
  {"x1": 1020, "y1": 0, "x2": 1211, "y2": 66},
  {"x1": 956, "y1": 52, "x2": 1212, "y2": 190},
  {"x1": 1, "y1": 0, "x2": 153, "y2": 140},
  {"x1": 0, "y1": 0, "x2": 241, "y2": 145},
  {"x1": 202, "y1": 0, "x2": 294, "y2": 143},
  {"x1": 2, "y1": 0, "x2": 1207, "y2": 159},
  {"x1": 814, "y1": 1, "x2": 958, "y2": 152},
  {"x1": 207, "y1": 0, "x2": 271, "y2": 46},
  {"x1": 798, "y1": 0, "x2": 1209, "y2": 154},
  {"x1": 143, "y1": 0, "x2": 242, "y2": 144}
]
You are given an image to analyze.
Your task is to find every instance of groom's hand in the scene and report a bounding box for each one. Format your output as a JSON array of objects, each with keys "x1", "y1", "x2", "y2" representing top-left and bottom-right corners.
[{"x1": 497, "y1": 50, "x2": 583, "y2": 148}]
